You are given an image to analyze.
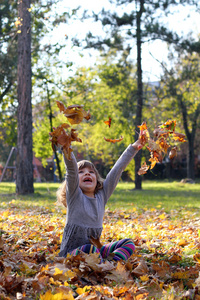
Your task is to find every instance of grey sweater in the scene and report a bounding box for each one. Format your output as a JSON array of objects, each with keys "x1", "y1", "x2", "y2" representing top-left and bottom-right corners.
[{"x1": 59, "y1": 144, "x2": 138, "y2": 257}]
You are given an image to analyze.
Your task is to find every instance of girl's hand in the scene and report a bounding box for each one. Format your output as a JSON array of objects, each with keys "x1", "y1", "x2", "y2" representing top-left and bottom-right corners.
[{"x1": 132, "y1": 139, "x2": 145, "y2": 150}]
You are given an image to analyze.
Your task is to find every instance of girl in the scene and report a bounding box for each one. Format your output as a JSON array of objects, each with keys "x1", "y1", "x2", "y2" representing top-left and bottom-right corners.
[{"x1": 56, "y1": 136, "x2": 144, "y2": 261}]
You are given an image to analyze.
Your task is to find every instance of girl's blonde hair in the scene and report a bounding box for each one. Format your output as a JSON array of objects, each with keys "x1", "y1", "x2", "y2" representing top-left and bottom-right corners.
[{"x1": 56, "y1": 160, "x2": 104, "y2": 208}]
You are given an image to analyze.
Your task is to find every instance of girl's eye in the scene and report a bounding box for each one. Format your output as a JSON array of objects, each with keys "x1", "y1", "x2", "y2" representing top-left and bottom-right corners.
[{"x1": 78, "y1": 170, "x2": 83, "y2": 174}]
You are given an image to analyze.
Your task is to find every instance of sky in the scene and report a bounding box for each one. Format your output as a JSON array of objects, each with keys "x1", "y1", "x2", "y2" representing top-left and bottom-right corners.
[{"x1": 47, "y1": 0, "x2": 200, "y2": 82}]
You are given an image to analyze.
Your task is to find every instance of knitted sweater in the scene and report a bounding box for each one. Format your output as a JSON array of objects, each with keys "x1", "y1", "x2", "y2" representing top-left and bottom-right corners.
[{"x1": 59, "y1": 144, "x2": 138, "y2": 257}]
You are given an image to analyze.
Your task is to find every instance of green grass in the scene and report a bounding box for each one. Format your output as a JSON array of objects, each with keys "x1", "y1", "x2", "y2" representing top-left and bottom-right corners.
[
  {"x1": 109, "y1": 180, "x2": 200, "y2": 214},
  {"x1": 0, "y1": 180, "x2": 200, "y2": 215}
]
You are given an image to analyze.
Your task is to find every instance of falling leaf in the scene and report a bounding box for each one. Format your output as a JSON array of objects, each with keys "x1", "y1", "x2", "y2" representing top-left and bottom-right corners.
[
  {"x1": 56, "y1": 101, "x2": 91, "y2": 125},
  {"x1": 104, "y1": 136, "x2": 124, "y2": 144},
  {"x1": 153, "y1": 128, "x2": 169, "y2": 139},
  {"x1": 159, "y1": 119, "x2": 176, "y2": 133},
  {"x1": 49, "y1": 126, "x2": 82, "y2": 160},
  {"x1": 138, "y1": 162, "x2": 149, "y2": 175},
  {"x1": 169, "y1": 146, "x2": 178, "y2": 159},
  {"x1": 104, "y1": 117, "x2": 112, "y2": 128},
  {"x1": 149, "y1": 156, "x2": 159, "y2": 169},
  {"x1": 172, "y1": 132, "x2": 186, "y2": 142},
  {"x1": 138, "y1": 122, "x2": 150, "y2": 145}
]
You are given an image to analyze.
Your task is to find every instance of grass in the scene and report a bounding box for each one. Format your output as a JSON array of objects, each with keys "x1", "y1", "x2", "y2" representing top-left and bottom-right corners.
[
  {"x1": 109, "y1": 180, "x2": 200, "y2": 214},
  {"x1": 0, "y1": 180, "x2": 200, "y2": 215}
]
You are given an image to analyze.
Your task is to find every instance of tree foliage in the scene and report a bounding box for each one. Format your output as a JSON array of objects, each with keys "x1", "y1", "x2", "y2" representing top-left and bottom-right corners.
[
  {"x1": 74, "y1": 0, "x2": 200, "y2": 189},
  {"x1": 33, "y1": 50, "x2": 142, "y2": 180},
  {"x1": 0, "y1": 0, "x2": 74, "y2": 152},
  {"x1": 157, "y1": 52, "x2": 200, "y2": 179}
]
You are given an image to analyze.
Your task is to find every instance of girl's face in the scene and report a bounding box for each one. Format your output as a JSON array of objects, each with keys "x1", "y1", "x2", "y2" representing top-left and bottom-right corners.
[{"x1": 78, "y1": 167, "x2": 97, "y2": 198}]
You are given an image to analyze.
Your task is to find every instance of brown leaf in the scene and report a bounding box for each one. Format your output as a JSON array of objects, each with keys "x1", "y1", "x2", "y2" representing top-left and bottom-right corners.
[
  {"x1": 169, "y1": 146, "x2": 178, "y2": 159},
  {"x1": 0, "y1": 236, "x2": 4, "y2": 249},
  {"x1": 84, "y1": 252, "x2": 115, "y2": 273},
  {"x1": 173, "y1": 132, "x2": 186, "y2": 142},
  {"x1": 138, "y1": 162, "x2": 149, "y2": 175},
  {"x1": 89, "y1": 236, "x2": 103, "y2": 250},
  {"x1": 105, "y1": 261, "x2": 132, "y2": 284},
  {"x1": 104, "y1": 136, "x2": 123, "y2": 144},
  {"x1": 138, "y1": 122, "x2": 150, "y2": 145},
  {"x1": 131, "y1": 260, "x2": 149, "y2": 277},
  {"x1": 56, "y1": 101, "x2": 91, "y2": 125}
]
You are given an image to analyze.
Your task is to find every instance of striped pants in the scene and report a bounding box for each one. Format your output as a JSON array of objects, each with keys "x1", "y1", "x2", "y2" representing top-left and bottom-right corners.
[{"x1": 70, "y1": 238, "x2": 135, "y2": 261}]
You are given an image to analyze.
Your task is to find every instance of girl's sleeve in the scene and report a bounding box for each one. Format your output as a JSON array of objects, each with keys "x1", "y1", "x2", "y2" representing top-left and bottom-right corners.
[
  {"x1": 103, "y1": 144, "x2": 138, "y2": 201},
  {"x1": 63, "y1": 152, "x2": 80, "y2": 205}
]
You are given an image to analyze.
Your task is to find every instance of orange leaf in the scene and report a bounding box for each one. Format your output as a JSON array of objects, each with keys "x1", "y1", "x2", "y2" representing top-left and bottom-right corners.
[
  {"x1": 104, "y1": 117, "x2": 112, "y2": 128},
  {"x1": 49, "y1": 126, "x2": 82, "y2": 160},
  {"x1": 104, "y1": 136, "x2": 123, "y2": 144},
  {"x1": 138, "y1": 122, "x2": 148, "y2": 131},
  {"x1": 56, "y1": 101, "x2": 91, "y2": 124},
  {"x1": 149, "y1": 156, "x2": 158, "y2": 169},
  {"x1": 159, "y1": 119, "x2": 176, "y2": 132},
  {"x1": 157, "y1": 137, "x2": 170, "y2": 153},
  {"x1": 138, "y1": 122, "x2": 150, "y2": 145},
  {"x1": 172, "y1": 132, "x2": 186, "y2": 142}
]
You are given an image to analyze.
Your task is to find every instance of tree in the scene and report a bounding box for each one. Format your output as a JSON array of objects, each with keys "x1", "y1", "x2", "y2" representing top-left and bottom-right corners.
[
  {"x1": 75, "y1": 0, "x2": 199, "y2": 189},
  {"x1": 16, "y1": 0, "x2": 34, "y2": 194},
  {"x1": 0, "y1": 0, "x2": 76, "y2": 186},
  {"x1": 32, "y1": 50, "x2": 140, "y2": 180},
  {"x1": 159, "y1": 52, "x2": 200, "y2": 179},
  {"x1": 0, "y1": 1, "x2": 18, "y2": 104}
]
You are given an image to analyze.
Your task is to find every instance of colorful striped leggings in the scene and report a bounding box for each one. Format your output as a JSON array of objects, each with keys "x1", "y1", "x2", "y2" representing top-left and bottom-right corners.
[{"x1": 70, "y1": 238, "x2": 135, "y2": 261}]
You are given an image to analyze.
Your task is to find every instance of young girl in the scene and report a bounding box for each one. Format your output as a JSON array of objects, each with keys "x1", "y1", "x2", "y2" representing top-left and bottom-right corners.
[{"x1": 56, "y1": 136, "x2": 144, "y2": 261}]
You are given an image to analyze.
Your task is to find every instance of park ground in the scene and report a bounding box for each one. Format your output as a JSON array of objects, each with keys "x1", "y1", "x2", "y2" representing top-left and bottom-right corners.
[{"x1": 0, "y1": 180, "x2": 200, "y2": 299}]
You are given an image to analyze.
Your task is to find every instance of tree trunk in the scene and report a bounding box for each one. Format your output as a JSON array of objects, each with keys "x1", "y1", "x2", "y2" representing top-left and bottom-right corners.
[
  {"x1": 134, "y1": 0, "x2": 144, "y2": 190},
  {"x1": 187, "y1": 137, "x2": 195, "y2": 179},
  {"x1": 16, "y1": 0, "x2": 34, "y2": 194},
  {"x1": 178, "y1": 94, "x2": 198, "y2": 180}
]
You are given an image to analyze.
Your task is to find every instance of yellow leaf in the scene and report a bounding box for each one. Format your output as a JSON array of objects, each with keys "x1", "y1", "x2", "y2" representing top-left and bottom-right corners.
[
  {"x1": 178, "y1": 239, "x2": 188, "y2": 247},
  {"x1": 159, "y1": 213, "x2": 166, "y2": 219},
  {"x1": 54, "y1": 268, "x2": 63, "y2": 275},
  {"x1": 49, "y1": 277, "x2": 61, "y2": 286},
  {"x1": 2, "y1": 211, "x2": 9, "y2": 218},
  {"x1": 140, "y1": 275, "x2": 149, "y2": 282},
  {"x1": 64, "y1": 269, "x2": 76, "y2": 279},
  {"x1": 76, "y1": 286, "x2": 91, "y2": 295},
  {"x1": 40, "y1": 290, "x2": 74, "y2": 300}
]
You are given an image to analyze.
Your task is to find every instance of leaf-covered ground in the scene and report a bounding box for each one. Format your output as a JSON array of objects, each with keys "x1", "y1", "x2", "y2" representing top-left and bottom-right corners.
[{"x1": 0, "y1": 200, "x2": 200, "y2": 299}]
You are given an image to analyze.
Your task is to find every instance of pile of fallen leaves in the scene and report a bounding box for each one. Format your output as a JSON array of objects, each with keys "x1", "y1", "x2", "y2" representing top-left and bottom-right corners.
[{"x1": 0, "y1": 200, "x2": 200, "y2": 299}]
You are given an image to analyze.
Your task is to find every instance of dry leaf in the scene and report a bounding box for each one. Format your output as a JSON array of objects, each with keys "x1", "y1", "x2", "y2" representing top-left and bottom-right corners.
[
  {"x1": 138, "y1": 162, "x2": 149, "y2": 175},
  {"x1": 104, "y1": 136, "x2": 123, "y2": 144}
]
